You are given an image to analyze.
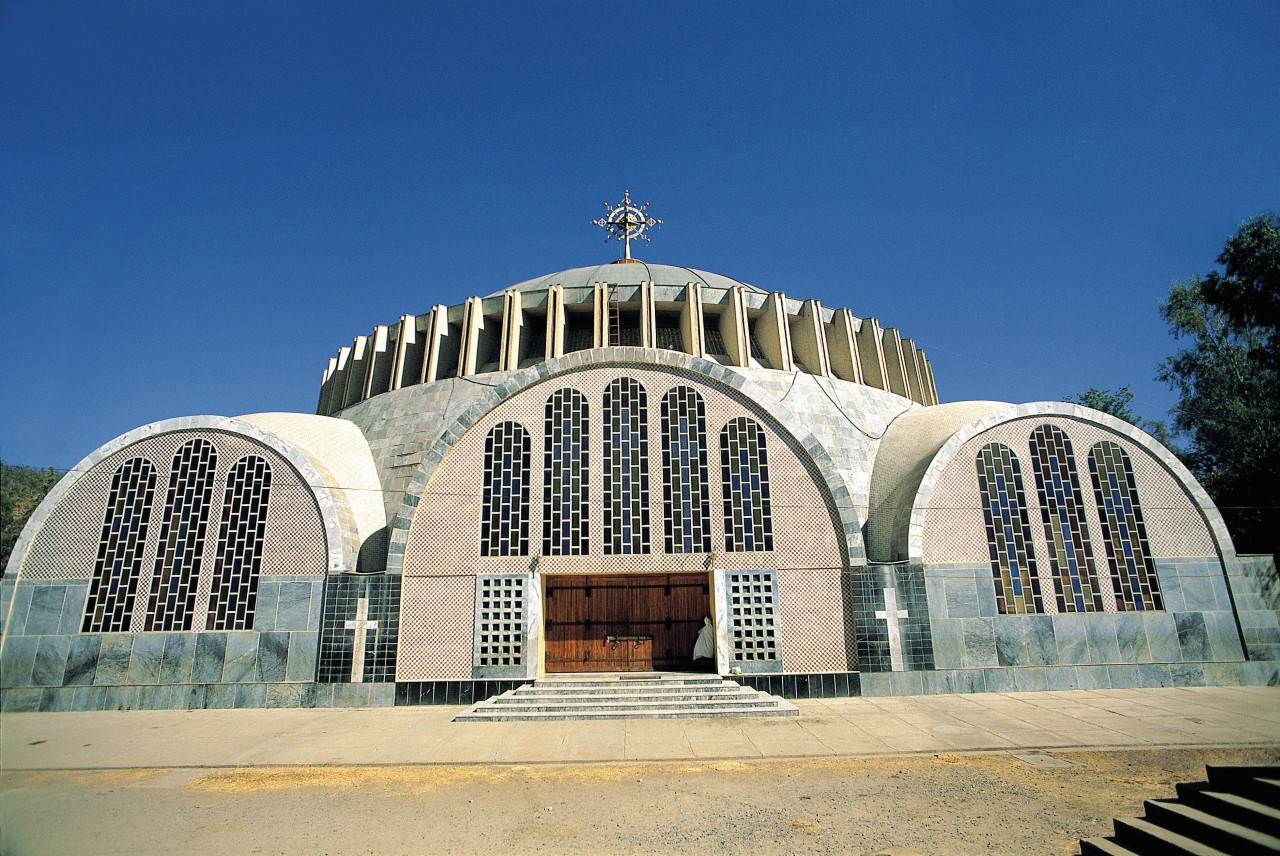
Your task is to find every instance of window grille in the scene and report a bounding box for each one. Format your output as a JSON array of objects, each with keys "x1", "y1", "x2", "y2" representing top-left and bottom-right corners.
[
  {"x1": 726, "y1": 570, "x2": 780, "y2": 662},
  {"x1": 1029, "y1": 425, "x2": 1103, "y2": 613},
  {"x1": 480, "y1": 422, "x2": 531, "y2": 556},
  {"x1": 977, "y1": 443, "x2": 1043, "y2": 614},
  {"x1": 604, "y1": 377, "x2": 651, "y2": 554},
  {"x1": 543, "y1": 388, "x2": 589, "y2": 555},
  {"x1": 82, "y1": 458, "x2": 157, "y2": 633},
  {"x1": 660, "y1": 386, "x2": 712, "y2": 553},
  {"x1": 720, "y1": 417, "x2": 774, "y2": 552},
  {"x1": 206, "y1": 456, "x2": 272, "y2": 631},
  {"x1": 475, "y1": 575, "x2": 526, "y2": 669},
  {"x1": 1089, "y1": 441, "x2": 1163, "y2": 611},
  {"x1": 145, "y1": 438, "x2": 218, "y2": 631}
]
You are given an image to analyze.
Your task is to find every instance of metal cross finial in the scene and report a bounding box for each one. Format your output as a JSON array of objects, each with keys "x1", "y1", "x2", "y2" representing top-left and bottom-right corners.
[{"x1": 593, "y1": 189, "x2": 661, "y2": 261}]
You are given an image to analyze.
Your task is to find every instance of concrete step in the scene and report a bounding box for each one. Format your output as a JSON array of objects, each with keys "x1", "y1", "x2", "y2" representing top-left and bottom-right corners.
[
  {"x1": 531, "y1": 676, "x2": 726, "y2": 689},
  {"x1": 492, "y1": 691, "x2": 758, "y2": 705},
  {"x1": 1111, "y1": 816, "x2": 1230, "y2": 855},
  {"x1": 1176, "y1": 787, "x2": 1280, "y2": 837},
  {"x1": 1079, "y1": 836, "x2": 1142, "y2": 856},
  {"x1": 1144, "y1": 799, "x2": 1280, "y2": 854},
  {"x1": 483, "y1": 697, "x2": 785, "y2": 714},
  {"x1": 455, "y1": 703, "x2": 798, "y2": 722}
]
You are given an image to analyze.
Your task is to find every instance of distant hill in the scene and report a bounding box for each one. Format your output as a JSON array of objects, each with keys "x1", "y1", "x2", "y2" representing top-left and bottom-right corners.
[{"x1": 1, "y1": 462, "x2": 65, "y2": 574}]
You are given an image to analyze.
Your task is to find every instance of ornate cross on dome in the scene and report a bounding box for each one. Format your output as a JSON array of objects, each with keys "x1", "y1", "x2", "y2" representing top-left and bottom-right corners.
[{"x1": 593, "y1": 189, "x2": 661, "y2": 261}]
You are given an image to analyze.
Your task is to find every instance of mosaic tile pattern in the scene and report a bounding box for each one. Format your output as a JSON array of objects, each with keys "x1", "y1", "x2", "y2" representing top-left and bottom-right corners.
[
  {"x1": 480, "y1": 422, "x2": 530, "y2": 557},
  {"x1": 1089, "y1": 441, "x2": 1163, "y2": 611},
  {"x1": 721, "y1": 417, "x2": 774, "y2": 552},
  {"x1": 976, "y1": 443, "x2": 1043, "y2": 615},
  {"x1": 316, "y1": 574, "x2": 400, "y2": 683},
  {"x1": 1029, "y1": 425, "x2": 1104, "y2": 613},
  {"x1": 603, "y1": 377, "x2": 651, "y2": 554},
  {"x1": 205, "y1": 456, "x2": 272, "y2": 630},
  {"x1": 542, "y1": 388, "x2": 589, "y2": 555},
  {"x1": 145, "y1": 439, "x2": 218, "y2": 631},
  {"x1": 660, "y1": 385, "x2": 712, "y2": 554},
  {"x1": 473, "y1": 575, "x2": 525, "y2": 675},
  {"x1": 82, "y1": 459, "x2": 157, "y2": 633},
  {"x1": 396, "y1": 576, "x2": 474, "y2": 680}
]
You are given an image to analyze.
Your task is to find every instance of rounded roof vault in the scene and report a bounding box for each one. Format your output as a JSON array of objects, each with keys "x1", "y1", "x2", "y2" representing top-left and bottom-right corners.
[{"x1": 495, "y1": 262, "x2": 767, "y2": 296}]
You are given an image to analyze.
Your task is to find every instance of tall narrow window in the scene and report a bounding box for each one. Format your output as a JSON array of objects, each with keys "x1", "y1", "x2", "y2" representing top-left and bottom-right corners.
[
  {"x1": 206, "y1": 456, "x2": 272, "y2": 630},
  {"x1": 1089, "y1": 441, "x2": 1163, "y2": 611},
  {"x1": 1029, "y1": 425, "x2": 1103, "y2": 613},
  {"x1": 661, "y1": 386, "x2": 712, "y2": 553},
  {"x1": 977, "y1": 443, "x2": 1043, "y2": 614},
  {"x1": 721, "y1": 417, "x2": 774, "y2": 551},
  {"x1": 543, "y1": 388, "x2": 589, "y2": 555},
  {"x1": 145, "y1": 438, "x2": 218, "y2": 631},
  {"x1": 604, "y1": 377, "x2": 651, "y2": 554},
  {"x1": 82, "y1": 458, "x2": 157, "y2": 632},
  {"x1": 481, "y1": 422, "x2": 531, "y2": 556}
]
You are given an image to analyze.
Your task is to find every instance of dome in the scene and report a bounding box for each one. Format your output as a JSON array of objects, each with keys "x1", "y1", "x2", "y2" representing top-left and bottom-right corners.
[{"x1": 495, "y1": 262, "x2": 768, "y2": 296}]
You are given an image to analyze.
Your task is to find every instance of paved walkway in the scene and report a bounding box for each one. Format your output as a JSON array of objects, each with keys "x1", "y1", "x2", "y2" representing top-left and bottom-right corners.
[{"x1": 2, "y1": 686, "x2": 1277, "y2": 770}]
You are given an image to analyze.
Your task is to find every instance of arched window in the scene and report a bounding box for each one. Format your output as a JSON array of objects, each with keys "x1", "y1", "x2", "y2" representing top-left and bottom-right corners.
[
  {"x1": 1089, "y1": 441, "x2": 1163, "y2": 611},
  {"x1": 82, "y1": 458, "x2": 157, "y2": 632},
  {"x1": 661, "y1": 386, "x2": 712, "y2": 554},
  {"x1": 145, "y1": 438, "x2": 218, "y2": 631},
  {"x1": 480, "y1": 422, "x2": 531, "y2": 556},
  {"x1": 1028, "y1": 425, "x2": 1102, "y2": 613},
  {"x1": 720, "y1": 417, "x2": 774, "y2": 552},
  {"x1": 976, "y1": 443, "x2": 1043, "y2": 614},
  {"x1": 206, "y1": 456, "x2": 273, "y2": 630},
  {"x1": 543, "y1": 388, "x2": 589, "y2": 555},
  {"x1": 604, "y1": 377, "x2": 651, "y2": 554}
]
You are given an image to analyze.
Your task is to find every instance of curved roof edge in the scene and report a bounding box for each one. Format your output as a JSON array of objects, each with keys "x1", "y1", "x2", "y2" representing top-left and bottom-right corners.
[{"x1": 496, "y1": 262, "x2": 768, "y2": 296}]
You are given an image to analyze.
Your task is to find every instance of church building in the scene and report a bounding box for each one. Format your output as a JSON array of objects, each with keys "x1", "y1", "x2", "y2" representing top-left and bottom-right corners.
[{"x1": 3, "y1": 196, "x2": 1276, "y2": 713}]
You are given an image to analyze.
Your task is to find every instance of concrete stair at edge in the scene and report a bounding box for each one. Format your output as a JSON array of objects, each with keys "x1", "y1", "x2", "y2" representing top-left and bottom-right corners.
[
  {"x1": 455, "y1": 673, "x2": 799, "y2": 721},
  {"x1": 1080, "y1": 765, "x2": 1280, "y2": 855}
]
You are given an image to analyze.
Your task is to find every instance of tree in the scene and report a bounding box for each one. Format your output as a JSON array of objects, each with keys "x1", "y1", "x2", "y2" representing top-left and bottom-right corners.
[
  {"x1": 1158, "y1": 213, "x2": 1280, "y2": 559},
  {"x1": 1064, "y1": 385, "x2": 1182, "y2": 453},
  {"x1": 1, "y1": 461, "x2": 65, "y2": 574}
]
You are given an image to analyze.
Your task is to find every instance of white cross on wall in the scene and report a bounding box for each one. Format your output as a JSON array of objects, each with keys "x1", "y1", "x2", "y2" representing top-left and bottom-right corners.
[
  {"x1": 874, "y1": 587, "x2": 910, "y2": 672},
  {"x1": 344, "y1": 596, "x2": 379, "y2": 684}
]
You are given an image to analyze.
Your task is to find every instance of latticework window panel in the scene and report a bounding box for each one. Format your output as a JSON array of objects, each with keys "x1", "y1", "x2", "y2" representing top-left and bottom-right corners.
[
  {"x1": 480, "y1": 421, "x2": 531, "y2": 556},
  {"x1": 976, "y1": 443, "x2": 1043, "y2": 615},
  {"x1": 542, "y1": 388, "x2": 589, "y2": 555},
  {"x1": 727, "y1": 570, "x2": 780, "y2": 662},
  {"x1": 145, "y1": 438, "x2": 218, "y2": 631},
  {"x1": 661, "y1": 386, "x2": 712, "y2": 554},
  {"x1": 82, "y1": 458, "x2": 157, "y2": 632},
  {"x1": 720, "y1": 417, "x2": 774, "y2": 552},
  {"x1": 205, "y1": 456, "x2": 272, "y2": 631},
  {"x1": 475, "y1": 575, "x2": 526, "y2": 669},
  {"x1": 1029, "y1": 424, "x2": 1103, "y2": 613},
  {"x1": 1089, "y1": 441, "x2": 1163, "y2": 611},
  {"x1": 603, "y1": 377, "x2": 651, "y2": 554}
]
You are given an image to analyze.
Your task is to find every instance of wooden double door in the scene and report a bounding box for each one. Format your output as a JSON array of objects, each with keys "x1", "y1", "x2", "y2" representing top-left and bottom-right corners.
[{"x1": 544, "y1": 573, "x2": 711, "y2": 672}]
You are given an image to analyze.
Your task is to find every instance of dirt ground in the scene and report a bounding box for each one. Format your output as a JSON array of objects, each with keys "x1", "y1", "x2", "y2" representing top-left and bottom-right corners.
[{"x1": 2, "y1": 746, "x2": 1277, "y2": 855}]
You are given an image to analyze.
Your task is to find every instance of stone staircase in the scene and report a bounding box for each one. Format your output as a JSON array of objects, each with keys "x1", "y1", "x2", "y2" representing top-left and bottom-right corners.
[
  {"x1": 455, "y1": 672, "x2": 799, "y2": 721},
  {"x1": 1080, "y1": 765, "x2": 1280, "y2": 855}
]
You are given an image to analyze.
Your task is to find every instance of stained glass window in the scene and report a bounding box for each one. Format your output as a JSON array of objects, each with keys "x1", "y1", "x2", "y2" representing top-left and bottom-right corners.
[
  {"x1": 976, "y1": 443, "x2": 1043, "y2": 614},
  {"x1": 604, "y1": 377, "x2": 651, "y2": 554},
  {"x1": 82, "y1": 458, "x2": 157, "y2": 632},
  {"x1": 1029, "y1": 425, "x2": 1103, "y2": 613},
  {"x1": 721, "y1": 417, "x2": 774, "y2": 551},
  {"x1": 206, "y1": 456, "x2": 272, "y2": 631},
  {"x1": 1089, "y1": 441, "x2": 1163, "y2": 611},
  {"x1": 481, "y1": 421, "x2": 531, "y2": 556},
  {"x1": 660, "y1": 386, "x2": 712, "y2": 553},
  {"x1": 145, "y1": 438, "x2": 218, "y2": 631},
  {"x1": 543, "y1": 388, "x2": 589, "y2": 555}
]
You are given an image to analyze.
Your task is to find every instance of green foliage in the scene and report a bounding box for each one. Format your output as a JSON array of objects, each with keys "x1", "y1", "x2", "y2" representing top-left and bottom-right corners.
[
  {"x1": 1064, "y1": 385, "x2": 1182, "y2": 455},
  {"x1": 1, "y1": 461, "x2": 64, "y2": 574},
  {"x1": 1158, "y1": 213, "x2": 1280, "y2": 558}
]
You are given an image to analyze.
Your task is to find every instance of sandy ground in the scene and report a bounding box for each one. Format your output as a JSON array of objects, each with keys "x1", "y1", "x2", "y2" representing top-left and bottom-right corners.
[{"x1": 2, "y1": 746, "x2": 1276, "y2": 855}]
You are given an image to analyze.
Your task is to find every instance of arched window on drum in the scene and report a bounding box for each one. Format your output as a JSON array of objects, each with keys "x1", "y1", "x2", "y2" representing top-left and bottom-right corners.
[
  {"x1": 660, "y1": 386, "x2": 712, "y2": 554},
  {"x1": 604, "y1": 377, "x2": 651, "y2": 554},
  {"x1": 1088, "y1": 441, "x2": 1163, "y2": 611},
  {"x1": 976, "y1": 443, "x2": 1043, "y2": 614},
  {"x1": 82, "y1": 458, "x2": 158, "y2": 633},
  {"x1": 480, "y1": 422, "x2": 531, "y2": 557},
  {"x1": 543, "y1": 388, "x2": 589, "y2": 555},
  {"x1": 1028, "y1": 425, "x2": 1103, "y2": 613},
  {"x1": 206, "y1": 455, "x2": 273, "y2": 630},
  {"x1": 720, "y1": 417, "x2": 774, "y2": 552},
  {"x1": 146, "y1": 438, "x2": 218, "y2": 631}
]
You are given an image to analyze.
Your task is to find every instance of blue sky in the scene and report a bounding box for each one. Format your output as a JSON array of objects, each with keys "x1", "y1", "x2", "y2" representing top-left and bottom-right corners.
[{"x1": 3, "y1": 1, "x2": 1277, "y2": 469}]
